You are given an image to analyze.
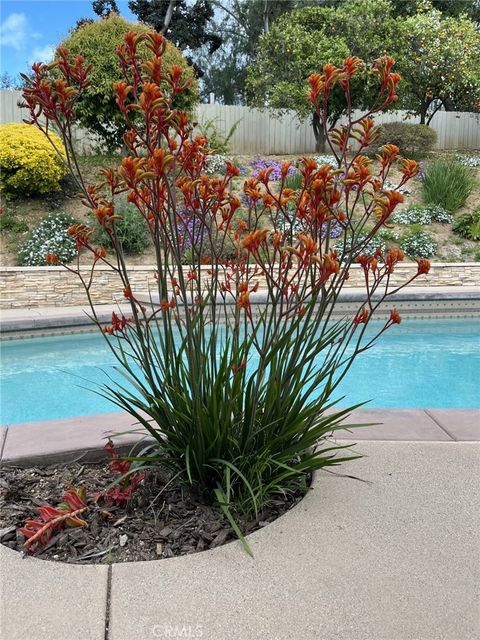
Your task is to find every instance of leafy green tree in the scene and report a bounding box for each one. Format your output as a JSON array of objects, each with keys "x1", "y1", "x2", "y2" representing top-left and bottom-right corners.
[
  {"x1": 58, "y1": 14, "x2": 198, "y2": 150},
  {"x1": 126, "y1": 0, "x2": 221, "y2": 76},
  {"x1": 393, "y1": 6, "x2": 480, "y2": 122},
  {"x1": 199, "y1": 0, "x2": 297, "y2": 103},
  {"x1": 246, "y1": 0, "x2": 397, "y2": 150},
  {"x1": 92, "y1": 0, "x2": 119, "y2": 17}
]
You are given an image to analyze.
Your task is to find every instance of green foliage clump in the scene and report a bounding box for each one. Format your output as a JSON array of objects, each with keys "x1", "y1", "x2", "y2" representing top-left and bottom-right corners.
[
  {"x1": 0, "y1": 124, "x2": 68, "y2": 196},
  {"x1": 92, "y1": 197, "x2": 150, "y2": 255},
  {"x1": 453, "y1": 208, "x2": 480, "y2": 241},
  {"x1": 18, "y1": 213, "x2": 77, "y2": 266},
  {"x1": 368, "y1": 122, "x2": 437, "y2": 159},
  {"x1": 59, "y1": 14, "x2": 198, "y2": 150},
  {"x1": 422, "y1": 160, "x2": 475, "y2": 212},
  {"x1": 0, "y1": 210, "x2": 28, "y2": 234},
  {"x1": 400, "y1": 226, "x2": 438, "y2": 258},
  {"x1": 197, "y1": 118, "x2": 240, "y2": 154}
]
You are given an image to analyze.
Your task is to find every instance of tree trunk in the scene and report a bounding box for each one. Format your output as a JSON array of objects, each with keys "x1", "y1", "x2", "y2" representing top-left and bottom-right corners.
[
  {"x1": 312, "y1": 111, "x2": 327, "y2": 152},
  {"x1": 161, "y1": 0, "x2": 176, "y2": 34}
]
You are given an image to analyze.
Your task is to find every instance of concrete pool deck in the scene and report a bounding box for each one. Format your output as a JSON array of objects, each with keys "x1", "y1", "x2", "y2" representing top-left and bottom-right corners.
[
  {"x1": 1, "y1": 440, "x2": 479, "y2": 640},
  {"x1": 1, "y1": 407, "x2": 479, "y2": 467}
]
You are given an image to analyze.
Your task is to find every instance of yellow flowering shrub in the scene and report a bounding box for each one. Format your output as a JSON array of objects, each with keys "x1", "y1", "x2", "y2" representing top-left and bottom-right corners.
[{"x1": 0, "y1": 123, "x2": 68, "y2": 196}]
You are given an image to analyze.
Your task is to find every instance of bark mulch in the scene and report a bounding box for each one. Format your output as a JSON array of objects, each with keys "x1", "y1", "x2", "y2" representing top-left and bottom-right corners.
[{"x1": 0, "y1": 461, "x2": 308, "y2": 564}]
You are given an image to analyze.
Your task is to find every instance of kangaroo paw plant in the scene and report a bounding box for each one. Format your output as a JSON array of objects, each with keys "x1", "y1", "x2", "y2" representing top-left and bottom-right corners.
[{"x1": 21, "y1": 38, "x2": 429, "y2": 552}]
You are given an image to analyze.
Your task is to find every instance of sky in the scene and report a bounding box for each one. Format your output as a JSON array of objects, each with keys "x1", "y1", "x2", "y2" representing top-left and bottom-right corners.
[{"x1": 0, "y1": 0, "x2": 136, "y2": 79}]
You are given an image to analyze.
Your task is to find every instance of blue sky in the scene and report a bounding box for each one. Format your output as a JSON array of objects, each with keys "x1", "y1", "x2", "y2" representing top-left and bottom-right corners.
[{"x1": 0, "y1": 1, "x2": 136, "y2": 78}]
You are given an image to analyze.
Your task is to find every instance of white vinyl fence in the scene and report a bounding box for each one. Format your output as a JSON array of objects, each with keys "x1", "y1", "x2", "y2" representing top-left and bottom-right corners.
[{"x1": 1, "y1": 89, "x2": 479, "y2": 154}]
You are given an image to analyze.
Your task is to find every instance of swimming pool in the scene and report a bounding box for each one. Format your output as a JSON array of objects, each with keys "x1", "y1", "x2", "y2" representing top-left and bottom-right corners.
[{"x1": 1, "y1": 318, "x2": 479, "y2": 424}]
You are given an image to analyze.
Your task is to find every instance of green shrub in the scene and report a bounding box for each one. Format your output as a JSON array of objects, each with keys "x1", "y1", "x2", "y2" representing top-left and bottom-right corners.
[
  {"x1": 400, "y1": 226, "x2": 438, "y2": 258},
  {"x1": 92, "y1": 197, "x2": 150, "y2": 255},
  {"x1": 0, "y1": 210, "x2": 28, "y2": 234},
  {"x1": 18, "y1": 213, "x2": 77, "y2": 265},
  {"x1": 453, "y1": 208, "x2": 480, "y2": 241},
  {"x1": 59, "y1": 15, "x2": 198, "y2": 150},
  {"x1": 367, "y1": 122, "x2": 437, "y2": 159},
  {"x1": 422, "y1": 160, "x2": 475, "y2": 212},
  {"x1": 0, "y1": 124, "x2": 68, "y2": 196}
]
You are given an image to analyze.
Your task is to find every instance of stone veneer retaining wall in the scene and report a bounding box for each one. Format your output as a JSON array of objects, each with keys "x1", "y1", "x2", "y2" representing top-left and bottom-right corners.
[{"x1": 1, "y1": 263, "x2": 479, "y2": 309}]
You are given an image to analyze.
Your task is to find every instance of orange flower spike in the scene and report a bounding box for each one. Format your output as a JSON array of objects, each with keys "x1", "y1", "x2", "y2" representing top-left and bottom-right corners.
[
  {"x1": 149, "y1": 148, "x2": 174, "y2": 176},
  {"x1": 399, "y1": 158, "x2": 420, "y2": 180},
  {"x1": 342, "y1": 56, "x2": 363, "y2": 79},
  {"x1": 353, "y1": 307, "x2": 369, "y2": 325},
  {"x1": 385, "y1": 247, "x2": 405, "y2": 273},
  {"x1": 307, "y1": 74, "x2": 323, "y2": 108},
  {"x1": 378, "y1": 144, "x2": 400, "y2": 167},
  {"x1": 45, "y1": 253, "x2": 59, "y2": 265},
  {"x1": 225, "y1": 161, "x2": 240, "y2": 177},
  {"x1": 272, "y1": 231, "x2": 282, "y2": 251},
  {"x1": 119, "y1": 157, "x2": 146, "y2": 187},
  {"x1": 242, "y1": 229, "x2": 268, "y2": 253},
  {"x1": 389, "y1": 308, "x2": 401, "y2": 325},
  {"x1": 416, "y1": 258, "x2": 431, "y2": 276},
  {"x1": 146, "y1": 31, "x2": 166, "y2": 57},
  {"x1": 281, "y1": 161, "x2": 292, "y2": 180}
]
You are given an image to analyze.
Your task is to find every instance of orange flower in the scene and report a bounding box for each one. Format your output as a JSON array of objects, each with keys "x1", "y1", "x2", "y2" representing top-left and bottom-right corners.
[
  {"x1": 389, "y1": 308, "x2": 401, "y2": 324},
  {"x1": 242, "y1": 229, "x2": 268, "y2": 253},
  {"x1": 354, "y1": 307, "x2": 369, "y2": 325},
  {"x1": 45, "y1": 253, "x2": 59, "y2": 265},
  {"x1": 416, "y1": 258, "x2": 431, "y2": 275},
  {"x1": 400, "y1": 158, "x2": 419, "y2": 179}
]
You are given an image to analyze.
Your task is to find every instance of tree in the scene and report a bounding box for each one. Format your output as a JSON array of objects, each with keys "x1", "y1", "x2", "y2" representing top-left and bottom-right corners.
[
  {"x1": 393, "y1": 7, "x2": 480, "y2": 122},
  {"x1": 58, "y1": 14, "x2": 198, "y2": 150},
  {"x1": 92, "y1": 0, "x2": 119, "y2": 17},
  {"x1": 200, "y1": 0, "x2": 296, "y2": 103},
  {"x1": 126, "y1": 0, "x2": 221, "y2": 76},
  {"x1": 246, "y1": 0, "x2": 398, "y2": 150}
]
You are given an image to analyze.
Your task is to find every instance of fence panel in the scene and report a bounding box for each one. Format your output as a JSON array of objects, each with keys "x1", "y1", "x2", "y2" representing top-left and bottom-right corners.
[{"x1": 1, "y1": 90, "x2": 478, "y2": 153}]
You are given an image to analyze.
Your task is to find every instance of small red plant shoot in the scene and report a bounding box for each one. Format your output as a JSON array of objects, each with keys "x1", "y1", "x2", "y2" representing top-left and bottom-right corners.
[
  {"x1": 103, "y1": 440, "x2": 146, "y2": 507},
  {"x1": 20, "y1": 442, "x2": 144, "y2": 553},
  {"x1": 21, "y1": 36, "x2": 430, "y2": 548},
  {"x1": 20, "y1": 487, "x2": 88, "y2": 552}
]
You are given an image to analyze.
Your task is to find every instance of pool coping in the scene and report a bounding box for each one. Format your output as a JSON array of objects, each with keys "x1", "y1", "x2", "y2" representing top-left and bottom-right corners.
[{"x1": 1, "y1": 408, "x2": 479, "y2": 467}]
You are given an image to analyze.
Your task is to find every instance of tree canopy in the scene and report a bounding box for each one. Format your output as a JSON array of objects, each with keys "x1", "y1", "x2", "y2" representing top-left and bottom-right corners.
[
  {"x1": 59, "y1": 14, "x2": 198, "y2": 150},
  {"x1": 246, "y1": 0, "x2": 480, "y2": 147}
]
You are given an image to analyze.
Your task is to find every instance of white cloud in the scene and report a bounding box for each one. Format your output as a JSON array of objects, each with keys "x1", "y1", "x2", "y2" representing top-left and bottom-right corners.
[
  {"x1": 0, "y1": 13, "x2": 28, "y2": 50},
  {"x1": 29, "y1": 44, "x2": 55, "y2": 66}
]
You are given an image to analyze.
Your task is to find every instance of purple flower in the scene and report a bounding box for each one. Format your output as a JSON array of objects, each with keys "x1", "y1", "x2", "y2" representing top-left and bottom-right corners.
[
  {"x1": 177, "y1": 212, "x2": 202, "y2": 250},
  {"x1": 251, "y1": 157, "x2": 297, "y2": 181}
]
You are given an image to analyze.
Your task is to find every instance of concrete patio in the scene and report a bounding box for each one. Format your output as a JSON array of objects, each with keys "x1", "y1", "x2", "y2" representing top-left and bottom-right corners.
[{"x1": 1, "y1": 440, "x2": 479, "y2": 640}]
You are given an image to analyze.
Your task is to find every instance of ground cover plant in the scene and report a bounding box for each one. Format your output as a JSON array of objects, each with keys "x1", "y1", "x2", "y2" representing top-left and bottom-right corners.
[{"x1": 19, "y1": 37, "x2": 430, "y2": 555}]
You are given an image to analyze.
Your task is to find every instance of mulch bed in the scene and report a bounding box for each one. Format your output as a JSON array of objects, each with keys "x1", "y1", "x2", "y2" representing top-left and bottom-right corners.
[{"x1": 0, "y1": 461, "x2": 308, "y2": 564}]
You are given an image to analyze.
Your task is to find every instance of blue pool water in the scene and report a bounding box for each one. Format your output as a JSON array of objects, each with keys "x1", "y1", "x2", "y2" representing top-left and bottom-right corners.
[{"x1": 1, "y1": 318, "x2": 479, "y2": 424}]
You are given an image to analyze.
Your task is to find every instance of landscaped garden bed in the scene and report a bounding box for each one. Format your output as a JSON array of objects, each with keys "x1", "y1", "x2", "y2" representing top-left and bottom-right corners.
[
  {"x1": 0, "y1": 455, "x2": 307, "y2": 563},
  {"x1": 1, "y1": 151, "x2": 479, "y2": 267}
]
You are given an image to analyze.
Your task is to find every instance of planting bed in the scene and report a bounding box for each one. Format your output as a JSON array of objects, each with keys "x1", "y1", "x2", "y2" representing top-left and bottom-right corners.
[{"x1": 0, "y1": 460, "x2": 307, "y2": 564}]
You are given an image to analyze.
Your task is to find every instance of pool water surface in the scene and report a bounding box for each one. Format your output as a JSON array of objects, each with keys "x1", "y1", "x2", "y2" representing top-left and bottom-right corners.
[{"x1": 1, "y1": 318, "x2": 479, "y2": 424}]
